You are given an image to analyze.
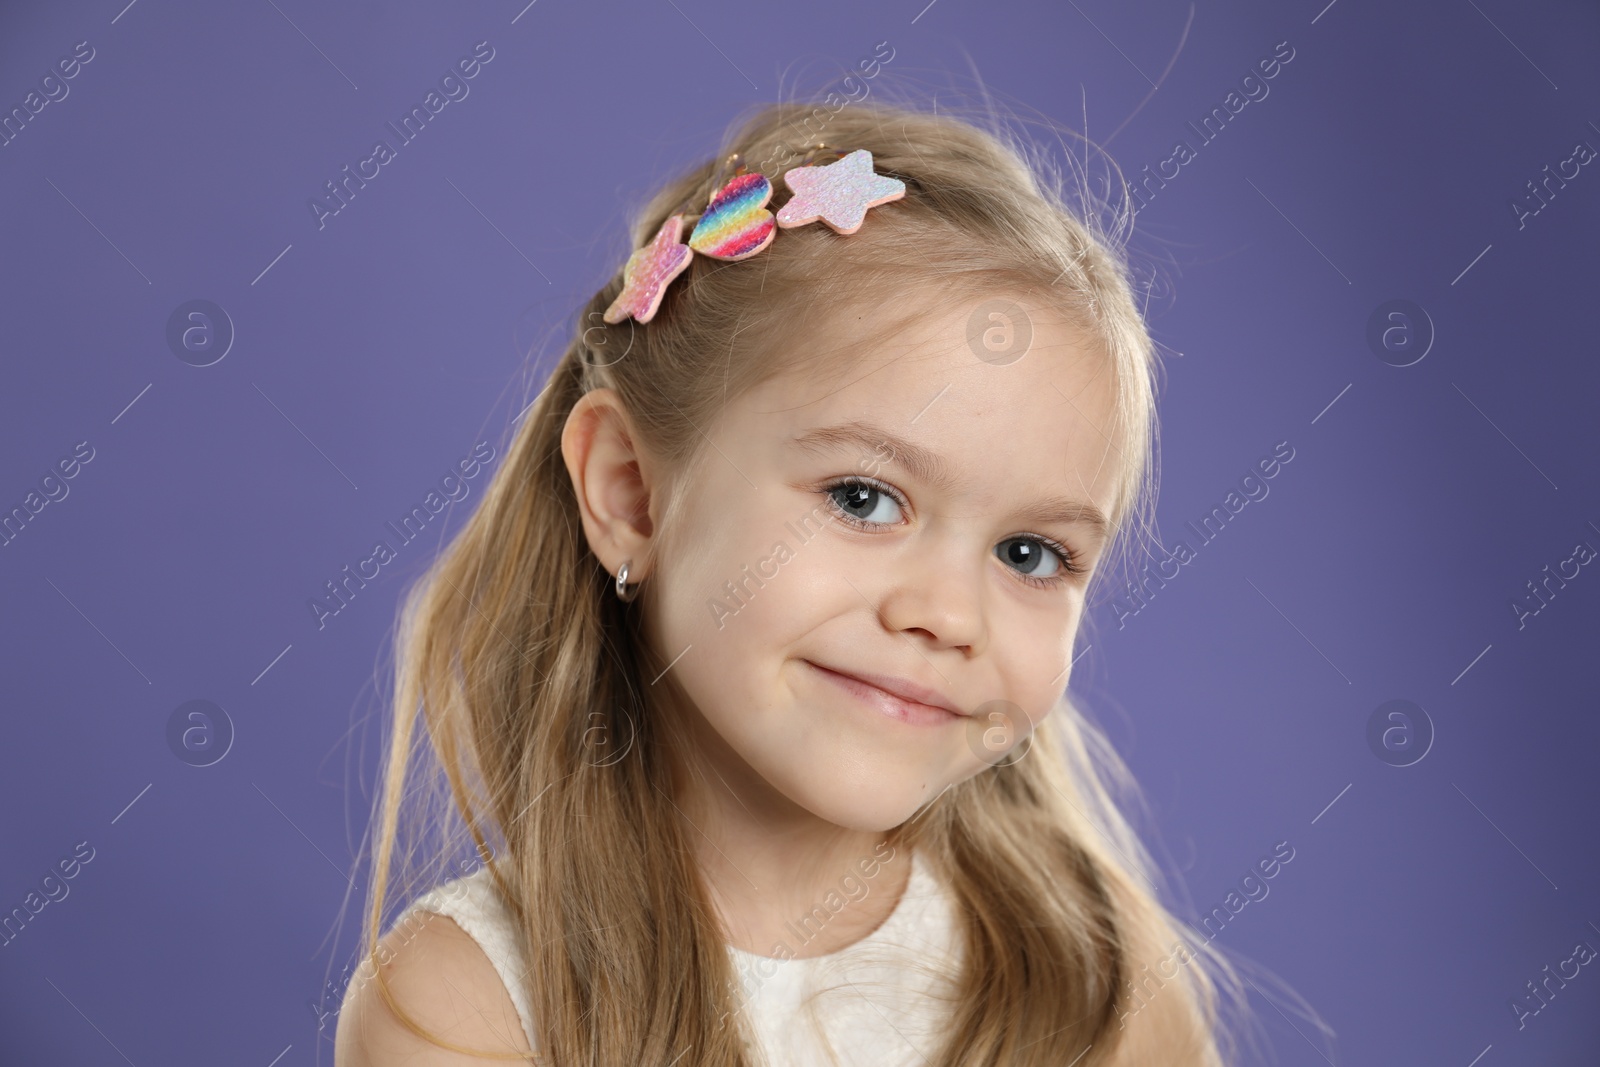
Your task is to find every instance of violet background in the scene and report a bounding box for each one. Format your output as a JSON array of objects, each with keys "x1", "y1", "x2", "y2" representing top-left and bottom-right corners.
[{"x1": 1, "y1": 0, "x2": 1597, "y2": 1063}]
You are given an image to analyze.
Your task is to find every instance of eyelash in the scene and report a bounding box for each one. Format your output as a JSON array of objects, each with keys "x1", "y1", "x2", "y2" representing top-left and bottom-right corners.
[{"x1": 816, "y1": 476, "x2": 1085, "y2": 588}]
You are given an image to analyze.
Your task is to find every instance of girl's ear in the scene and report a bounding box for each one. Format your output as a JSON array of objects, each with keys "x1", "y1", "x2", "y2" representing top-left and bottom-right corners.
[{"x1": 560, "y1": 388, "x2": 658, "y2": 580}]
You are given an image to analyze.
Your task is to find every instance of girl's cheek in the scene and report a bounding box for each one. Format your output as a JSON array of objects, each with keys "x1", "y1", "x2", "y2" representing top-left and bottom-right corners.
[
  {"x1": 992, "y1": 609, "x2": 1077, "y2": 709},
  {"x1": 664, "y1": 518, "x2": 802, "y2": 649}
]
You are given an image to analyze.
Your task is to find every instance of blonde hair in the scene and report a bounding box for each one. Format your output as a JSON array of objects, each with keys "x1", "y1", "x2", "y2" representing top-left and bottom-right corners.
[{"x1": 354, "y1": 97, "x2": 1243, "y2": 1065}]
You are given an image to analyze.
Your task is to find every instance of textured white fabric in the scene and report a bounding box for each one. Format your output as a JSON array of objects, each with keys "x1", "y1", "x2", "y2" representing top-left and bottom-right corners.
[
  {"x1": 399, "y1": 849, "x2": 964, "y2": 1065},
  {"x1": 724, "y1": 848, "x2": 965, "y2": 1066},
  {"x1": 405, "y1": 866, "x2": 540, "y2": 1050}
]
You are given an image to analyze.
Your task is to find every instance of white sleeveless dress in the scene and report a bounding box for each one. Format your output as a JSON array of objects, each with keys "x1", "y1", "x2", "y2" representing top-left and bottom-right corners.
[{"x1": 400, "y1": 848, "x2": 965, "y2": 1066}]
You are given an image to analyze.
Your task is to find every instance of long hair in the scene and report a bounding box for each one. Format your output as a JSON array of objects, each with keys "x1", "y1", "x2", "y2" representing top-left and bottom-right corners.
[{"x1": 354, "y1": 97, "x2": 1242, "y2": 1065}]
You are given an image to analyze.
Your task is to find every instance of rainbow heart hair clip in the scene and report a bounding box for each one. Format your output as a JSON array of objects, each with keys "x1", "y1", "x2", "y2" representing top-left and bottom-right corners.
[{"x1": 603, "y1": 147, "x2": 906, "y2": 325}]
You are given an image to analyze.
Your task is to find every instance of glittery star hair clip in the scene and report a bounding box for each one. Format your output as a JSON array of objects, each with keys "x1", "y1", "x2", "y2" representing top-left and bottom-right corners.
[
  {"x1": 602, "y1": 213, "x2": 694, "y2": 325},
  {"x1": 602, "y1": 146, "x2": 905, "y2": 325},
  {"x1": 777, "y1": 149, "x2": 906, "y2": 235}
]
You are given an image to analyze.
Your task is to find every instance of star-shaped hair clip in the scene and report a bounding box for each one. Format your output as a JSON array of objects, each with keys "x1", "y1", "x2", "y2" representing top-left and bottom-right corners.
[
  {"x1": 603, "y1": 213, "x2": 694, "y2": 324},
  {"x1": 777, "y1": 147, "x2": 906, "y2": 235}
]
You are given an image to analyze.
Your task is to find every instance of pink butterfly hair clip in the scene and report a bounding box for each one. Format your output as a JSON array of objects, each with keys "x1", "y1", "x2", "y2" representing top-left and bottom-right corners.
[{"x1": 603, "y1": 146, "x2": 906, "y2": 325}]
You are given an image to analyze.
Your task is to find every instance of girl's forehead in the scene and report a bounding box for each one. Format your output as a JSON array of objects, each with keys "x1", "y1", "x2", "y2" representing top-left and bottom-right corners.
[
  {"x1": 786, "y1": 290, "x2": 1100, "y2": 376},
  {"x1": 747, "y1": 295, "x2": 1115, "y2": 428}
]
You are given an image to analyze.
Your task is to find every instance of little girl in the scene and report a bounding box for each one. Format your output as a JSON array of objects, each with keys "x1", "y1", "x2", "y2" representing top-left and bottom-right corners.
[{"x1": 335, "y1": 99, "x2": 1237, "y2": 1066}]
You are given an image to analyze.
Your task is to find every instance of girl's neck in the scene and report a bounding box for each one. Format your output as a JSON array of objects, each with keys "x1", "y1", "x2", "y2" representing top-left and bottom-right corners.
[
  {"x1": 665, "y1": 707, "x2": 914, "y2": 959},
  {"x1": 698, "y1": 823, "x2": 913, "y2": 960}
]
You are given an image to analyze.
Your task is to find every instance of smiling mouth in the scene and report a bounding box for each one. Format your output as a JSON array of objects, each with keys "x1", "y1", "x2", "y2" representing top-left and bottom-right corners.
[{"x1": 802, "y1": 661, "x2": 965, "y2": 727}]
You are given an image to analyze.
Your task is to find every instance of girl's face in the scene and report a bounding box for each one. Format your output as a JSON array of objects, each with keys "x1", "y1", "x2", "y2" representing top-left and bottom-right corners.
[{"x1": 645, "y1": 294, "x2": 1124, "y2": 832}]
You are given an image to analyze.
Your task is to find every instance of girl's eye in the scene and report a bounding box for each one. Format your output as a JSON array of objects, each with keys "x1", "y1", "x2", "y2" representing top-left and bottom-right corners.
[
  {"x1": 995, "y1": 537, "x2": 1064, "y2": 579},
  {"x1": 827, "y1": 480, "x2": 903, "y2": 525}
]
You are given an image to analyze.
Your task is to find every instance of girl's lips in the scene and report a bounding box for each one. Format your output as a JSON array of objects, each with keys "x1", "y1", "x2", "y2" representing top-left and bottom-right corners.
[{"x1": 804, "y1": 661, "x2": 964, "y2": 727}]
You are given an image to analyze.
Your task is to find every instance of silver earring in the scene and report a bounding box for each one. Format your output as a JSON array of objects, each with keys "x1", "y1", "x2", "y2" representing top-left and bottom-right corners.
[{"x1": 615, "y1": 559, "x2": 640, "y2": 602}]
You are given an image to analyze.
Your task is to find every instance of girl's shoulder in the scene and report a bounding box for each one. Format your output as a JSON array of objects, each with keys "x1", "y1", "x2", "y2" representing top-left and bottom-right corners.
[{"x1": 333, "y1": 867, "x2": 536, "y2": 1064}]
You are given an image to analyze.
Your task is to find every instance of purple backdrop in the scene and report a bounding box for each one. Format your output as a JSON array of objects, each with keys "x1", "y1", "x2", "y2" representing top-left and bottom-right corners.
[{"x1": 2, "y1": 0, "x2": 1596, "y2": 1063}]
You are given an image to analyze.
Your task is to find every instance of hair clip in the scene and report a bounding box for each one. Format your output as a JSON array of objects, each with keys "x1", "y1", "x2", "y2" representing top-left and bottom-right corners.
[
  {"x1": 600, "y1": 148, "x2": 905, "y2": 324},
  {"x1": 603, "y1": 213, "x2": 694, "y2": 325},
  {"x1": 777, "y1": 149, "x2": 905, "y2": 235},
  {"x1": 689, "y1": 154, "x2": 777, "y2": 261}
]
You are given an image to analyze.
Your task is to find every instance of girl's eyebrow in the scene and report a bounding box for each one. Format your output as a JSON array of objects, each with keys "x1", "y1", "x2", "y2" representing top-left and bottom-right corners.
[{"x1": 790, "y1": 420, "x2": 1113, "y2": 549}]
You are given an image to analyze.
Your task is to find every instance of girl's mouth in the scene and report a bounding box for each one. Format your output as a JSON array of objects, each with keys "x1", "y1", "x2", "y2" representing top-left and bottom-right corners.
[{"x1": 802, "y1": 660, "x2": 965, "y2": 727}]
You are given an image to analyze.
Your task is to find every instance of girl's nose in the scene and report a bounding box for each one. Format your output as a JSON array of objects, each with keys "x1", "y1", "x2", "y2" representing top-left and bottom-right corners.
[{"x1": 873, "y1": 539, "x2": 988, "y2": 656}]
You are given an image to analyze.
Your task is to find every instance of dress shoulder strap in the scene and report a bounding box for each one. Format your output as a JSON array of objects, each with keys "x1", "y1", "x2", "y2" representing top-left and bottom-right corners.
[{"x1": 403, "y1": 866, "x2": 537, "y2": 1050}]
